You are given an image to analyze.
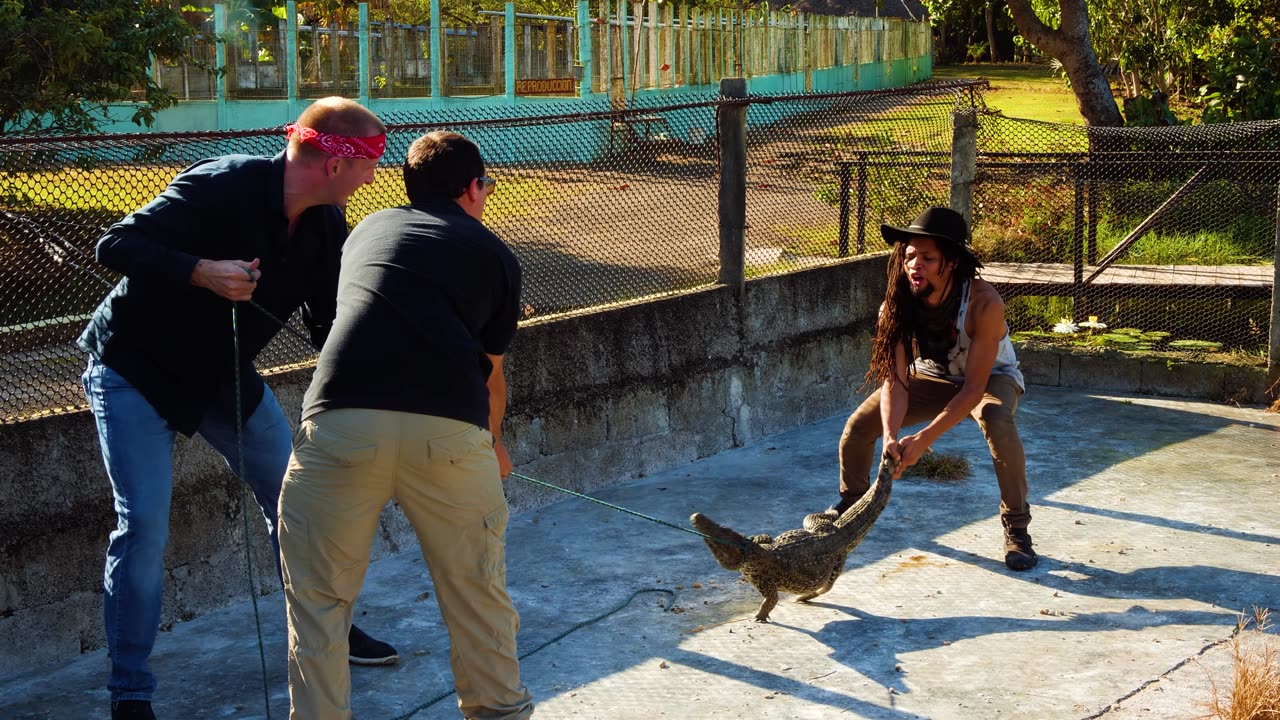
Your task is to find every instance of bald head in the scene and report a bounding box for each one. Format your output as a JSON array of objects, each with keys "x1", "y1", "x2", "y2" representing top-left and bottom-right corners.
[{"x1": 288, "y1": 97, "x2": 386, "y2": 163}]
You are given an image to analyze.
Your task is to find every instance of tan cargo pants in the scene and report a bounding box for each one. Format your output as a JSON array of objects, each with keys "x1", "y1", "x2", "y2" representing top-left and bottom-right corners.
[{"x1": 278, "y1": 408, "x2": 534, "y2": 720}]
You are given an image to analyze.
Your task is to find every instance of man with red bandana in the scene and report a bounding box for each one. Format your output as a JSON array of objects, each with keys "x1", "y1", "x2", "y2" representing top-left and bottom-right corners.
[{"x1": 77, "y1": 97, "x2": 397, "y2": 720}]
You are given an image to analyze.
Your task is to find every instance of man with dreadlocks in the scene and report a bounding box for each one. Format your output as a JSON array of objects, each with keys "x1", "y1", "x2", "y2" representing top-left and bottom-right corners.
[{"x1": 827, "y1": 206, "x2": 1036, "y2": 571}]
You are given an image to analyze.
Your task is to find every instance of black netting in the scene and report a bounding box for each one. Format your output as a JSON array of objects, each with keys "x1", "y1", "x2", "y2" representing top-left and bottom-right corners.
[
  {"x1": 744, "y1": 81, "x2": 978, "y2": 274},
  {"x1": 972, "y1": 114, "x2": 1279, "y2": 361}
]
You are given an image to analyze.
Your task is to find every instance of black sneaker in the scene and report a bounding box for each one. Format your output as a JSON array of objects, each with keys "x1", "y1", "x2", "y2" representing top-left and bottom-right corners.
[
  {"x1": 1002, "y1": 523, "x2": 1038, "y2": 571},
  {"x1": 349, "y1": 624, "x2": 398, "y2": 666},
  {"x1": 111, "y1": 700, "x2": 156, "y2": 720}
]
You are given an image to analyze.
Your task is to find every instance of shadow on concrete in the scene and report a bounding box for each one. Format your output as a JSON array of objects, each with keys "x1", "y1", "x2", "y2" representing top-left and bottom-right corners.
[{"x1": 792, "y1": 604, "x2": 1235, "y2": 695}]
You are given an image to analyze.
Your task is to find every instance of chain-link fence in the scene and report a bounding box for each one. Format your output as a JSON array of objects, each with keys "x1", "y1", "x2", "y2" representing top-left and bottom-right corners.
[
  {"x1": 2, "y1": 80, "x2": 1275, "y2": 424},
  {"x1": 744, "y1": 87, "x2": 965, "y2": 273},
  {"x1": 970, "y1": 114, "x2": 1279, "y2": 363},
  {"x1": 371, "y1": 21, "x2": 434, "y2": 99}
]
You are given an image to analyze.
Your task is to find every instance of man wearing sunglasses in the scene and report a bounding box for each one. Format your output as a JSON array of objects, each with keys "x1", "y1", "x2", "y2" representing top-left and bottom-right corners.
[{"x1": 279, "y1": 131, "x2": 531, "y2": 720}]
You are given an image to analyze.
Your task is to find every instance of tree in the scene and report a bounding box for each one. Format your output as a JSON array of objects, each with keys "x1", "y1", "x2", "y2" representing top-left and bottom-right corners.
[
  {"x1": 984, "y1": 0, "x2": 1000, "y2": 62},
  {"x1": 0, "y1": 0, "x2": 196, "y2": 136},
  {"x1": 921, "y1": 0, "x2": 1018, "y2": 64},
  {"x1": 1195, "y1": 5, "x2": 1280, "y2": 122},
  {"x1": 1004, "y1": 0, "x2": 1121, "y2": 125}
]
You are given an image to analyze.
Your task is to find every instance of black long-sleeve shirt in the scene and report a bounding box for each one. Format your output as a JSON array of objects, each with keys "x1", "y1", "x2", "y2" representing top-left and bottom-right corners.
[{"x1": 77, "y1": 152, "x2": 346, "y2": 435}]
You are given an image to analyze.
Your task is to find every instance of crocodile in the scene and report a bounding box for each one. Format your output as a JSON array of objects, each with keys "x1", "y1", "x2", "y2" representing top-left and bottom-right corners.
[{"x1": 690, "y1": 458, "x2": 894, "y2": 622}]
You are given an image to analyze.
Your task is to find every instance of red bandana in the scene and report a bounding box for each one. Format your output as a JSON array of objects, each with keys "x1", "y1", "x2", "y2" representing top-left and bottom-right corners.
[{"x1": 286, "y1": 123, "x2": 386, "y2": 160}]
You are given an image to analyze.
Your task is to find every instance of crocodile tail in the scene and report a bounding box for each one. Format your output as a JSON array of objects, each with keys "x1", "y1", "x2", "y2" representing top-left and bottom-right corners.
[{"x1": 831, "y1": 458, "x2": 894, "y2": 546}]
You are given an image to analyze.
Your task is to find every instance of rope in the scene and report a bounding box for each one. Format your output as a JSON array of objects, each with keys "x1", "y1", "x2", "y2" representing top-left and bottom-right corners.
[
  {"x1": 29, "y1": 229, "x2": 723, "y2": 716},
  {"x1": 231, "y1": 303, "x2": 273, "y2": 720},
  {"x1": 508, "y1": 472, "x2": 748, "y2": 549},
  {"x1": 385, "y1": 588, "x2": 676, "y2": 720}
]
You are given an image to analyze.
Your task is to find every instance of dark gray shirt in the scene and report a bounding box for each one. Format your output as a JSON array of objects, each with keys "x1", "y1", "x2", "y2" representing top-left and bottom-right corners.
[{"x1": 302, "y1": 199, "x2": 522, "y2": 430}]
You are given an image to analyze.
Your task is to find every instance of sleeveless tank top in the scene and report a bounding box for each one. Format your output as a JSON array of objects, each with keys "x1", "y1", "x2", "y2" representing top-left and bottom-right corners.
[{"x1": 911, "y1": 280, "x2": 1025, "y2": 390}]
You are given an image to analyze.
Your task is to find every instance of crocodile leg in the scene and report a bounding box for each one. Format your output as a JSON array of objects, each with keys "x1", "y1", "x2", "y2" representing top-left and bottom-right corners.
[
  {"x1": 796, "y1": 557, "x2": 846, "y2": 603},
  {"x1": 754, "y1": 588, "x2": 780, "y2": 622}
]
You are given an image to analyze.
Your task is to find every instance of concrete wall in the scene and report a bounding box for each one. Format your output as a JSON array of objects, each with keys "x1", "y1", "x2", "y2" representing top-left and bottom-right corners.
[
  {"x1": 0, "y1": 256, "x2": 887, "y2": 677},
  {"x1": 1017, "y1": 345, "x2": 1274, "y2": 406}
]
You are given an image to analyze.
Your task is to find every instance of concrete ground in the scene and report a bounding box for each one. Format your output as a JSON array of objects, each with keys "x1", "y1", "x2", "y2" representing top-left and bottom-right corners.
[{"x1": 2, "y1": 386, "x2": 1277, "y2": 720}]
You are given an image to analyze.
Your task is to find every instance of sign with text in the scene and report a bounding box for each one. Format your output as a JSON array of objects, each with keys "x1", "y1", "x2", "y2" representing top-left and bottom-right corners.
[{"x1": 515, "y1": 77, "x2": 576, "y2": 96}]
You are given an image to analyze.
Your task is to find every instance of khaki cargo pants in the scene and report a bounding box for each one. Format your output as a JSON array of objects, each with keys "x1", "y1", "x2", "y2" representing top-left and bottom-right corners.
[{"x1": 279, "y1": 408, "x2": 534, "y2": 720}]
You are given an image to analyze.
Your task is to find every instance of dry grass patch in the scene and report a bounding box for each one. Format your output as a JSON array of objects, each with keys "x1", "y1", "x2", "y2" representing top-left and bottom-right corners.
[
  {"x1": 1204, "y1": 607, "x2": 1280, "y2": 720},
  {"x1": 903, "y1": 450, "x2": 971, "y2": 482}
]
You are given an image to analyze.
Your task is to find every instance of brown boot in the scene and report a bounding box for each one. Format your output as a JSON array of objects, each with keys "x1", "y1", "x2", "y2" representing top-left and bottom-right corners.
[{"x1": 1002, "y1": 519, "x2": 1038, "y2": 571}]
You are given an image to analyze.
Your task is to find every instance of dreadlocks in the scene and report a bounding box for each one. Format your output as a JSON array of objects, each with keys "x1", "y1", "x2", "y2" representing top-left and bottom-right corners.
[{"x1": 863, "y1": 238, "x2": 982, "y2": 392}]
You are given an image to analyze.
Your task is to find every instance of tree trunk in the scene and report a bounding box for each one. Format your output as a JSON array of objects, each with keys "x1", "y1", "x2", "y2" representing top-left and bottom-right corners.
[
  {"x1": 985, "y1": 2, "x2": 1000, "y2": 63},
  {"x1": 1005, "y1": 0, "x2": 1123, "y2": 126}
]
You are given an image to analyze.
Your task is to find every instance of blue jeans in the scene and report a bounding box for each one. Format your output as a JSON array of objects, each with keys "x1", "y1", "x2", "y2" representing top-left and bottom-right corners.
[{"x1": 81, "y1": 355, "x2": 292, "y2": 702}]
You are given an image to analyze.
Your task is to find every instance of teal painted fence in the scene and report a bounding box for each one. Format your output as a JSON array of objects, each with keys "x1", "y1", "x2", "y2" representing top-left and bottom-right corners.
[{"x1": 98, "y1": 1, "x2": 931, "y2": 135}]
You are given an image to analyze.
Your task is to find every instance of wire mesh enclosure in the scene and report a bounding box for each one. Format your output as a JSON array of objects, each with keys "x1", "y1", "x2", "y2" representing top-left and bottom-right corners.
[
  {"x1": 744, "y1": 85, "x2": 967, "y2": 275},
  {"x1": 297, "y1": 21, "x2": 362, "y2": 98},
  {"x1": 971, "y1": 115, "x2": 1279, "y2": 363},
  {"x1": 442, "y1": 22, "x2": 503, "y2": 95},
  {"x1": 149, "y1": 8, "x2": 928, "y2": 105},
  {"x1": 152, "y1": 31, "x2": 219, "y2": 102},
  {"x1": 371, "y1": 21, "x2": 434, "y2": 98},
  {"x1": 1, "y1": 81, "x2": 1275, "y2": 424},
  {"x1": 514, "y1": 19, "x2": 576, "y2": 81},
  {"x1": 223, "y1": 19, "x2": 290, "y2": 99}
]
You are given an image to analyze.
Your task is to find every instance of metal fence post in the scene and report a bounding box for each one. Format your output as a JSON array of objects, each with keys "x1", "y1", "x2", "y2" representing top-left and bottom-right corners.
[
  {"x1": 837, "y1": 162, "x2": 851, "y2": 258},
  {"x1": 718, "y1": 77, "x2": 748, "y2": 292},
  {"x1": 1270, "y1": 183, "x2": 1280, "y2": 382},
  {"x1": 430, "y1": 0, "x2": 442, "y2": 97},
  {"x1": 214, "y1": 4, "x2": 227, "y2": 128},
  {"x1": 358, "y1": 3, "x2": 371, "y2": 105},
  {"x1": 505, "y1": 3, "x2": 516, "y2": 100},
  {"x1": 577, "y1": 0, "x2": 592, "y2": 96},
  {"x1": 1073, "y1": 163, "x2": 1086, "y2": 319},
  {"x1": 856, "y1": 151, "x2": 869, "y2": 254},
  {"x1": 286, "y1": 1, "x2": 298, "y2": 106},
  {"x1": 949, "y1": 107, "x2": 977, "y2": 227},
  {"x1": 1086, "y1": 175, "x2": 1098, "y2": 265}
]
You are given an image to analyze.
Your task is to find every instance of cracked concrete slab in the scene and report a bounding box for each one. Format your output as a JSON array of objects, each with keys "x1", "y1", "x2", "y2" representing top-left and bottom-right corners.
[{"x1": 0, "y1": 386, "x2": 1277, "y2": 719}]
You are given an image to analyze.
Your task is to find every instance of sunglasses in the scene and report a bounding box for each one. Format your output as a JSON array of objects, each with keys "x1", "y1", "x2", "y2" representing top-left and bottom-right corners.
[{"x1": 477, "y1": 176, "x2": 497, "y2": 192}]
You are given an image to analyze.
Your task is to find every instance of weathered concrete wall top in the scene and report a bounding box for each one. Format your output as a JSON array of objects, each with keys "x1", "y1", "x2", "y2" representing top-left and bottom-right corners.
[{"x1": 0, "y1": 255, "x2": 887, "y2": 677}]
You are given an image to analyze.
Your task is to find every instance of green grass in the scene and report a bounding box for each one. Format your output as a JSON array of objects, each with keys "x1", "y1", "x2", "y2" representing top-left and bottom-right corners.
[
  {"x1": 1096, "y1": 223, "x2": 1274, "y2": 266},
  {"x1": 933, "y1": 62, "x2": 1085, "y2": 126},
  {"x1": 771, "y1": 221, "x2": 892, "y2": 259}
]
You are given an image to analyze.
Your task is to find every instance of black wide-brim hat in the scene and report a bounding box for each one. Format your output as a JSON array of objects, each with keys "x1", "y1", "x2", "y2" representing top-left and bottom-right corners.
[{"x1": 881, "y1": 206, "x2": 981, "y2": 266}]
